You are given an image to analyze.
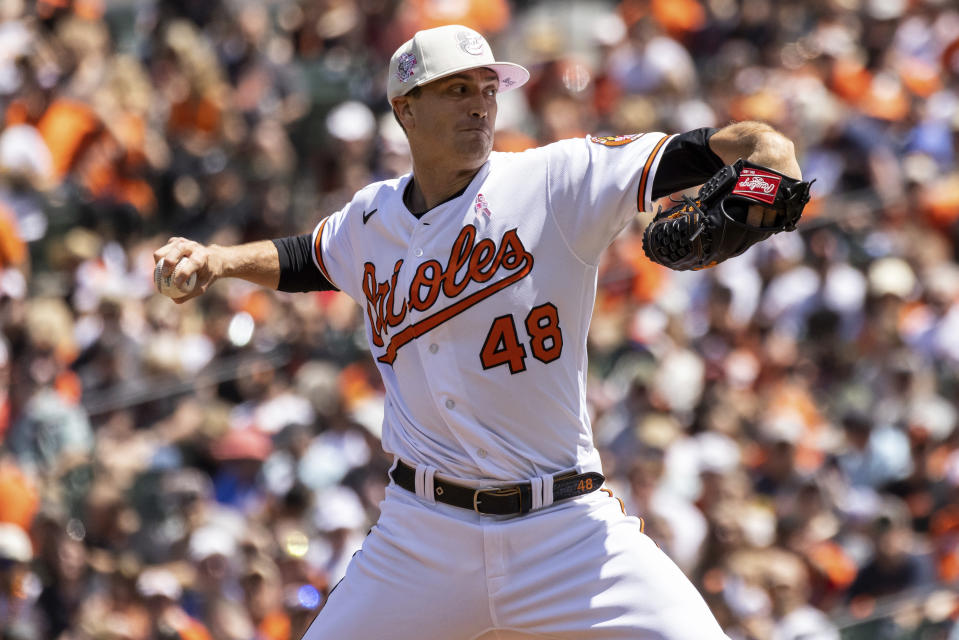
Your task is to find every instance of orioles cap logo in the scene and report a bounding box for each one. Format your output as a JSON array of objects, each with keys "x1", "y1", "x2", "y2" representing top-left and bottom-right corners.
[{"x1": 456, "y1": 31, "x2": 486, "y2": 56}]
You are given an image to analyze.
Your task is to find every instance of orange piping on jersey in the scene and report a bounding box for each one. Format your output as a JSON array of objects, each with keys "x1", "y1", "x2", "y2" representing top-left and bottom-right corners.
[
  {"x1": 636, "y1": 135, "x2": 671, "y2": 212},
  {"x1": 376, "y1": 248, "x2": 533, "y2": 365},
  {"x1": 601, "y1": 487, "x2": 627, "y2": 516},
  {"x1": 596, "y1": 483, "x2": 650, "y2": 537},
  {"x1": 313, "y1": 217, "x2": 337, "y2": 288}
]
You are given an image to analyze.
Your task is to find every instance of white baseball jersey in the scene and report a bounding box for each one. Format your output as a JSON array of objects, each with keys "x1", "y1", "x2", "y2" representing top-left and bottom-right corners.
[
  {"x1": 311, "y1": 132, "x2": 675, "y2": 482},
  {"x1": 304, "y1": 132, "x2": 733, "y2": 640}
]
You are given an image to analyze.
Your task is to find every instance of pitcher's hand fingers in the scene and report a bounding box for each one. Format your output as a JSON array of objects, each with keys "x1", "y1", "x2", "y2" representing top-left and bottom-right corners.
[
  {"x1": 154, "y1": 238, "x2": 203, "y2": 276},
  {"x1": 746, "y1": 205, "x2": 778, "y2": 227}
]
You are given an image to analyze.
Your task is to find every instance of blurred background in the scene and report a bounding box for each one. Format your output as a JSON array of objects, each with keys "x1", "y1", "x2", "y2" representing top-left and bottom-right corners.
[{"x1": 0, "y1": 0, "x2": 958, "y2": 638}]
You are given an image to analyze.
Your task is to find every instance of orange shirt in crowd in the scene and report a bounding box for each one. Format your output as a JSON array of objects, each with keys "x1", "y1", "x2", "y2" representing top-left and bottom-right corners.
[
  {"x1": 175, "y1": 617, "x2": 214, "y2": 640},
  {"x1": 257, "y1": 610, "x2": 292, "y2": 640},
  {"x1": 36, "y1": 99, "x2": 101, "y2": 180},
  {"x1": 38, "y1": 100, "x2": 156, "y2": 213},
  {"x1": 0, "y1": 203, "x2": 26, "y2": 268},
  {"x1": 168, "y1": 95, "x2": 222, "y2": 137},
  {"x1": 0, "y1": 461, "x2": 39, "y2": 532},
  {"x1": 399, "y1": 0, "x2": 510, "y2": 34}
]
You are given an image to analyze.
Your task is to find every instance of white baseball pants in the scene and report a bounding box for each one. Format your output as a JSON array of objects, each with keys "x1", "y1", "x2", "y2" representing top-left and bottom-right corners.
[{"x1": 302, "y1": 481, "x2": 730, "y2": 639}]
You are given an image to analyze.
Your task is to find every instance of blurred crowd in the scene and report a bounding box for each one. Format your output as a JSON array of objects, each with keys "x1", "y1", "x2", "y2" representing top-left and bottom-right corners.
[{"x1": 1, "y1": 0, "x2": 958, "y2": 638}]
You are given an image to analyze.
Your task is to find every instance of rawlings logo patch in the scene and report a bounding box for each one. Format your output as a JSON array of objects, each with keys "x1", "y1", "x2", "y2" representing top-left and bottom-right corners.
[
  {"x1": 396, "y1": 52, "x2": 417, "y2": 82},
  {"x1": 732, "y1": 168, "x2": 782, "y2": 205},
  {"x1": 590, "y1": 134, "x2": 643, "y2": 147},
  {"x1": 456, "y1": 31, "x2": 486, "y2": 55}
]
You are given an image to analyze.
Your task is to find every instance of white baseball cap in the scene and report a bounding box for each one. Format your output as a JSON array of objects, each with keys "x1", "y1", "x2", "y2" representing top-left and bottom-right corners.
[
  {"x1": 387, "y1": 25, "x2": 529, "y2": 101},
  {"x1": 136, "y1": 567, "x2": 182, "y2": 600},
  {"x1": 0, "y1": 523, "x2": 32, "y2": 562}
]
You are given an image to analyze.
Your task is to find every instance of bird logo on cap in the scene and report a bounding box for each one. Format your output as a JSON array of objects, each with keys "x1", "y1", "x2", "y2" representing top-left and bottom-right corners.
[{"x1": 456, "y1": 30, "x2": 486, "y2": 55}]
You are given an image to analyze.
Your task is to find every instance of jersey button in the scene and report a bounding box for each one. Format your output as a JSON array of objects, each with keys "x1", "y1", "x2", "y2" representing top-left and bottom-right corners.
[
  {"x1": 477, "y1": 448, "x2": 488, "y2": 458},
  {"x1": 429, "y1": 343, "x2": 438, "y2": 354},
  {"x1": 445, "y1": 399, "x2": 455, "y2": 409},
  {"x1": 414, "y1": 248, "x2": 424, "y2": 257}
]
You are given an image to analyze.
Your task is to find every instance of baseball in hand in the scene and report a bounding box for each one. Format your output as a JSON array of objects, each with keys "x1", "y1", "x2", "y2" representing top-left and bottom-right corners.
[{"x1": 154, "y1": 257, "x2": 197, "y2": 299}]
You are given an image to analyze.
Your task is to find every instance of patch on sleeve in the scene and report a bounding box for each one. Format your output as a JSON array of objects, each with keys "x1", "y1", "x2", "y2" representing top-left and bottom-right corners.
[{"x1": 589, "y1": 133, "x2": 644, "y2": 147}]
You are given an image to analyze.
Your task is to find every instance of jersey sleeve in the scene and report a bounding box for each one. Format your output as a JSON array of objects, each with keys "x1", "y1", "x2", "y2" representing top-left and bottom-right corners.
[
  {"x1": 545, "y1": 133, "x2": 674, "y2": 264},
  {"x1": 651, "y1": 127, "x2": 725, "y2": 199},
  {"x1": 311, "y1": 204, "x2": 360, "y2": 302}
]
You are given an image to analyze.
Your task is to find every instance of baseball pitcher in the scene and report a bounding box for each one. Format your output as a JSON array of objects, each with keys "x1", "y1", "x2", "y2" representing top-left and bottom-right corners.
[{"x1": 154, "y1": 25, "x2": 812, "y2": 640}]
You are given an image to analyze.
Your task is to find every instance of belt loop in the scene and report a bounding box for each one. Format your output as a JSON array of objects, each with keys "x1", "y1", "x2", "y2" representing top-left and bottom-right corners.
[
  {"x1": 541, "y1": 473, "x2": 554, "y2": 508},
  {"x1": 530, "y1": 477, "x2": 543, "y2": 510},
  {"x1": 415, "y1": 464, "x2": 437, "y2": 504}
]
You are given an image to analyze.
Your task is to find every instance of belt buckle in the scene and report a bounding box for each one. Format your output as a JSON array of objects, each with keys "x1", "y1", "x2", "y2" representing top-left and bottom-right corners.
[{"x1": 473, "y1": 485, "x2": 521, "y2": 514}]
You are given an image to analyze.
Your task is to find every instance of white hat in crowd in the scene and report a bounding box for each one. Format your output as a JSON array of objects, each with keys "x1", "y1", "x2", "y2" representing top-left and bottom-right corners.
[
  {"x1": 188, "y1": 524, "x2": 238, "y2": 562},
  {"x1": 0, "y1": 523, "x2": 32, "y2": 563},
  {"x1": 387, "y1": 25, "x2": 529, "y2": 101},
  {"x1": 135, "y1": 567, "x2": 182, "y2": 600}
]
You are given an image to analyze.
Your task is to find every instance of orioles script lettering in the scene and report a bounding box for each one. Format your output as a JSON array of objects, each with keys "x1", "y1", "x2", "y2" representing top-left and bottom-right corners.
[{"x1": 362, "y1": 224, "x2": 534, "y2": 365}]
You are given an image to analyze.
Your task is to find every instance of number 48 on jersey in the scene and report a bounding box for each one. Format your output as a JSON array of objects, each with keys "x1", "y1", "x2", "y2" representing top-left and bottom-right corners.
[{"x1": 479, "y1": 302, "x2": 563, "y2": 374}]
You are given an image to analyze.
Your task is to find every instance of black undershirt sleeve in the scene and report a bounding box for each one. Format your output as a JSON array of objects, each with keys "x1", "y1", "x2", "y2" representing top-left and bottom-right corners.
[
  {"x1": 650, "y1": 127, "x2": 726, "y2": 200},
  {"x1": 273, "y1": 233, "x2": 337, "y2": 292}
]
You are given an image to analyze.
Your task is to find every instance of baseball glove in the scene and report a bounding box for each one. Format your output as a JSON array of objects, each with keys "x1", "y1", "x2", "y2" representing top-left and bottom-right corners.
[{"x1": 642, "y1": 159, "x2": 813, "y2": 271}]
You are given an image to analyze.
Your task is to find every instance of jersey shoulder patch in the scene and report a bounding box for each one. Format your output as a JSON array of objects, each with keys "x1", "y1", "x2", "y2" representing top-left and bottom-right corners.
[{"x1": 589, "y1": 133, "x2": 645, "y2": 147}]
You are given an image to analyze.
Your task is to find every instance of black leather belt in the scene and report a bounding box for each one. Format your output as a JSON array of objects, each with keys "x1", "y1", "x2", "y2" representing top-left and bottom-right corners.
[{"x1": 390, "y1": 460, "x2": 605, "y2": 515}]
